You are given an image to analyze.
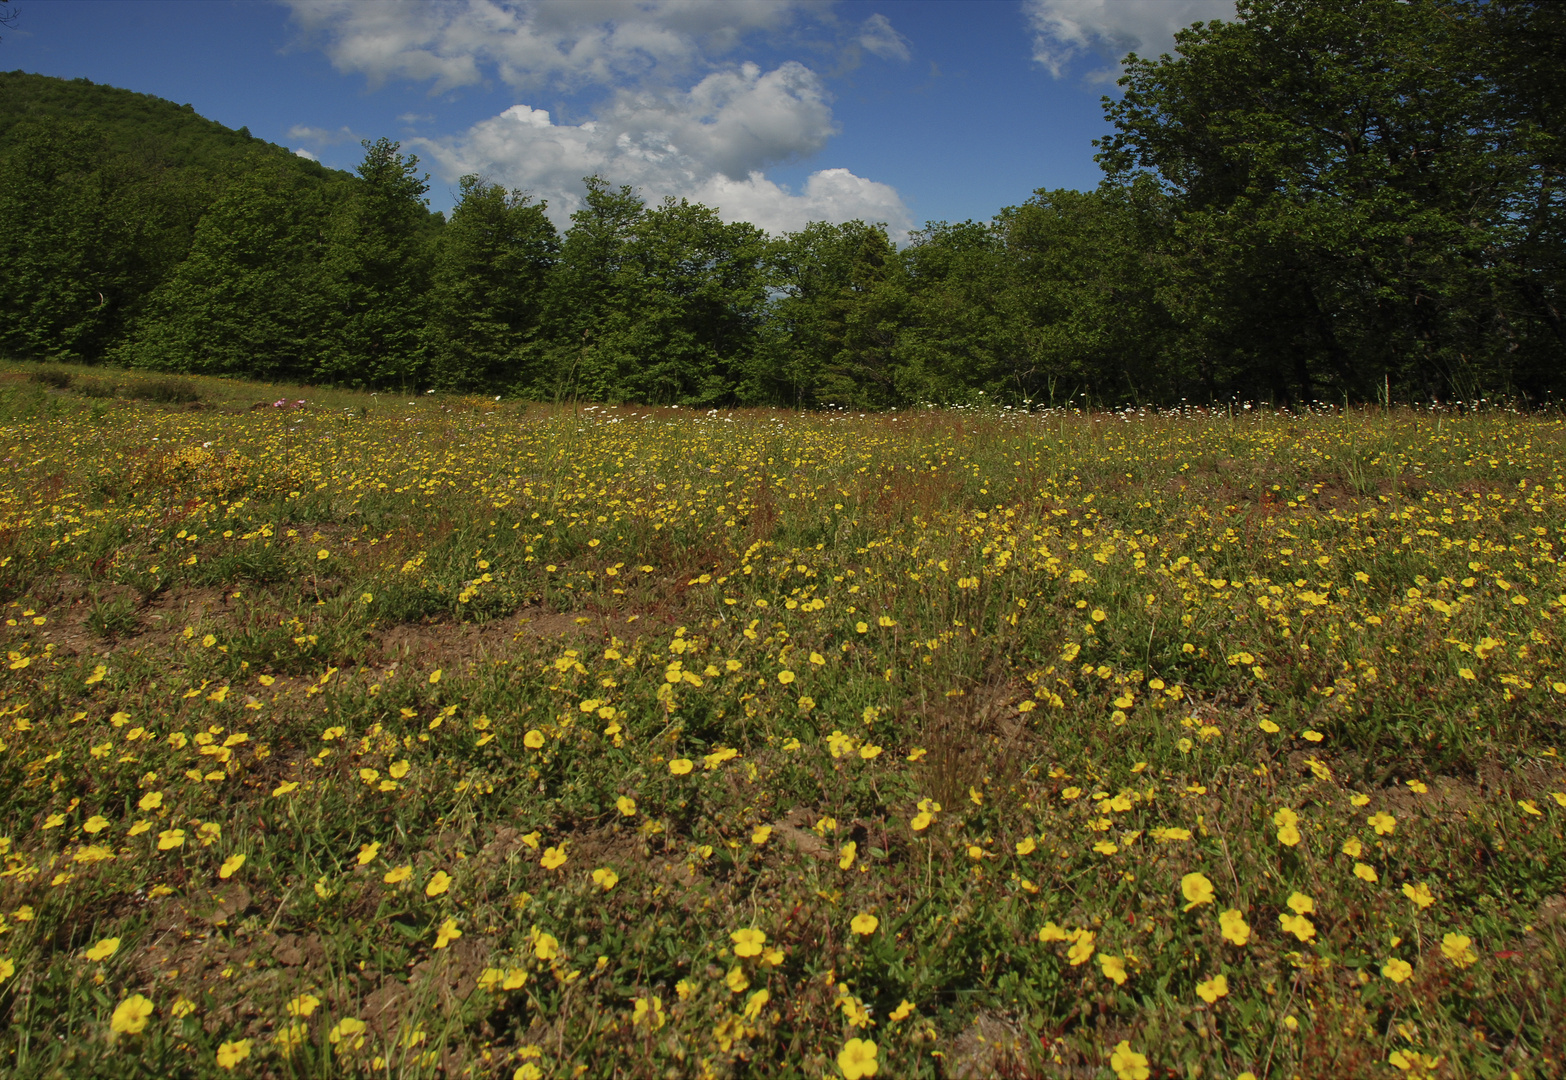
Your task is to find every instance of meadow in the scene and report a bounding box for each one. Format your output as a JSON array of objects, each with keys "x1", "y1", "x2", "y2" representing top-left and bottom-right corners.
[{"x1": 0, "y1": 367, "x2": 1563, "y2": 1079}]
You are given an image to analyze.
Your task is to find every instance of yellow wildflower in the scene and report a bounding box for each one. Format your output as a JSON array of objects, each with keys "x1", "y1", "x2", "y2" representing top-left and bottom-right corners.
[
  {"x1": 111, "y1": 994, "x2": 154, "y2": 1035},
  {"x1": 1195, "y1": 974, "x2": 1228, "y2": 1002},
  {"x1": 215, "y1": 1040, "x2": 251, "y2": 1070},
  {"x1": 1181, "y1": 872, "x2": 1215, "y2": 911},
  {"x1": 1279, "y1": 913, "x2": 1316, "y2": 942},
  {"x1": 838, "y1": 1037, "x2": 879, "y2": 1079},
  {"x1": 1219, "y1": 909, "x2": 1251, "y2": 946},
  {"x1": 433, "y1": 918, "x2": 462, "y2": 949},
  {"x1": 1441, "y1": 933, "x2": 1478, "y2": 968},
  {"x1": 731, "y1": 928, "x2": 766, "y2": 957},
  {"x1": 1109, "y1": 1041, "x2": 1150, "y2": 1080},
  {"x1": 85, "y1": 937, "x2": 120, "y2": 962}
]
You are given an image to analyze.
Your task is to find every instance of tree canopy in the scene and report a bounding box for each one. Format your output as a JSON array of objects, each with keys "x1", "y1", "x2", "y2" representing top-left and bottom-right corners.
[{"x1": 2, "y1": 6, "x2": 1560, "y2": 407}]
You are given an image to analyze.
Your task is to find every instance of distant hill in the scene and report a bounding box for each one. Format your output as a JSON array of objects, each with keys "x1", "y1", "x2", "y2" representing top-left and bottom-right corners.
[
  {"x1": 0, "y1": 69, "x2": 351, "y2": 185},
  {"x1": 0, "y1": 71, "x2": 378, "y2": 365},
  {"x1": 0, "y1": 71, "x2": 462, "y2": 369}
]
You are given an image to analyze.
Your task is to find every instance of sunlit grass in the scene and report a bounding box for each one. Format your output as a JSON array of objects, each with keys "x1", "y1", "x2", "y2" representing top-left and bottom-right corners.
[{"x1": 0, "y1": 366, "x2": 1562, "y2": 1078}]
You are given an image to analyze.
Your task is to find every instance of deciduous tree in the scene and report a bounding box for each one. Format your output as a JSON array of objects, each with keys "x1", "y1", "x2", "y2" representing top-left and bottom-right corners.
[{"x1": 426, "y1": 175, "x2": 558, "y2": 393}]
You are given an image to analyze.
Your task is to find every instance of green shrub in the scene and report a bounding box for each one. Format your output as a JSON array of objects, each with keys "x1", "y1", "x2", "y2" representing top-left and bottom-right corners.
[
  {"x1": 28, "y1": 368, "x2": 73, "y2": 389},
  {"x1": 74, "y1": 378, "x2": 118, "y2": 399},
  {"x1": 121, "y1": 377, "x2": 199, "y2": 403}
]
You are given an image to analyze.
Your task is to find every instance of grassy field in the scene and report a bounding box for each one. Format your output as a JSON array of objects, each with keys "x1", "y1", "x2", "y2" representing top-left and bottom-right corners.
[{"x1": 1, "y1": 365, "x2": 1563, "y2": 1079}]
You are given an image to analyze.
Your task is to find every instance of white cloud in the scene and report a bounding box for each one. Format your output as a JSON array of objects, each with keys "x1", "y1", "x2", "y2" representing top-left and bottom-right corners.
[
  {"x1": 856, "y1": 13, "x2": 910, "y2": 63},
  {"x1": 285, "y1": 1, "x2": 913, "y2": 234},
  {"x1": 412, "y1": 61, "x2": 910, "y2": 235},
  {"x1": 287, "y1": 123, "x2": 362, "y2": 145},
  {"x1": 283, "y1": 0, "x2": 807, "y2": 92},
  {"x1": 1024, "y1": 0, "x2": 1234, "y2": 80},
  {"x1": 293, "y1": 147, "x2": 319, "y2": 161},
  {"x1": 694, "y1": 169, "x2": 910, "y2": 236}
]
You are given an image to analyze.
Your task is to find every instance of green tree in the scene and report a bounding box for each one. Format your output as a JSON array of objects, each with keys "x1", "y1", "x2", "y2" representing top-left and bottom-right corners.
[
  {"x1": 610, "y1": 197, "x2": 767, "y2": 405},
  {"x1": 995, "y1": 183, "x2": 1182, "y2": 406},
  {"x1": 0, "y1": 73, "x2": 361, "y2": 369},
  {"x1": 1098, "y1": 0, "x2": 1564, "y2": 402},
  {"x1": 754, "y1": 221, "x2": 907, "y2": 409},
  {"x1": 0, "y1": 118, "x2": 189, "y2": 362},
  {"x1": 889, "y1": 188, "x2": 1182, "y2": 410},
  {"x1": 1474, "y1": 0, "x2": 1566, "y2": 394},
  {"x1": 316, "y1": 138, "x2": 436, "y2": 389},
  {"x1": 892, "y1": 220, "x2": 1010, "y2": 405},
  {"x1": 123, "y1": 162, "x2": 341, "y2": 379},
  {"x1": 546, "y1": 184, "x2": 767, "y2": 405},
  {"x1": 541, "y1": 177, "x2": 645, "y2": 402},
  {"x1": 426, "y1": 175, "x2": 558, "y2": 394}
]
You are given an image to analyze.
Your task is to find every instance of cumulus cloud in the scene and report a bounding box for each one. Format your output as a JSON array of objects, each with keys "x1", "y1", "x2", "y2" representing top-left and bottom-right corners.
[
  {"x1": 1024, "y1": 0, "x2": 1235, "y2": 80},
  {"x1": 293, "y1": 148, "x2": 319, "y2": 161},
  {"x1": 412, "y1": 60, "x2": 910, "y2": 235},
  {"x1": 286, "y1": 1, "x2": 912, "y2": 234},
  {"x1": 692, "y1": 168, "x2": 910, "y2": 237},
  {"x1": 283, "y1": 0, "x2": 806, "y2": 92}
]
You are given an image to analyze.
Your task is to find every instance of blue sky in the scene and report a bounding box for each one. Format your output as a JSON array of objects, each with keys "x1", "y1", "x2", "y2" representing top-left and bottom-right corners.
[{"x1": 4, "y1": 0, "x2": 1233, "y2": 233}]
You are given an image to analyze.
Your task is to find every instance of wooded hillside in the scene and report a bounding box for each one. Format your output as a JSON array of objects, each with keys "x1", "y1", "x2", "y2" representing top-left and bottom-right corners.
[{"x1": 2, "y1": 0, "x2": 1561, "y2": 407}]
